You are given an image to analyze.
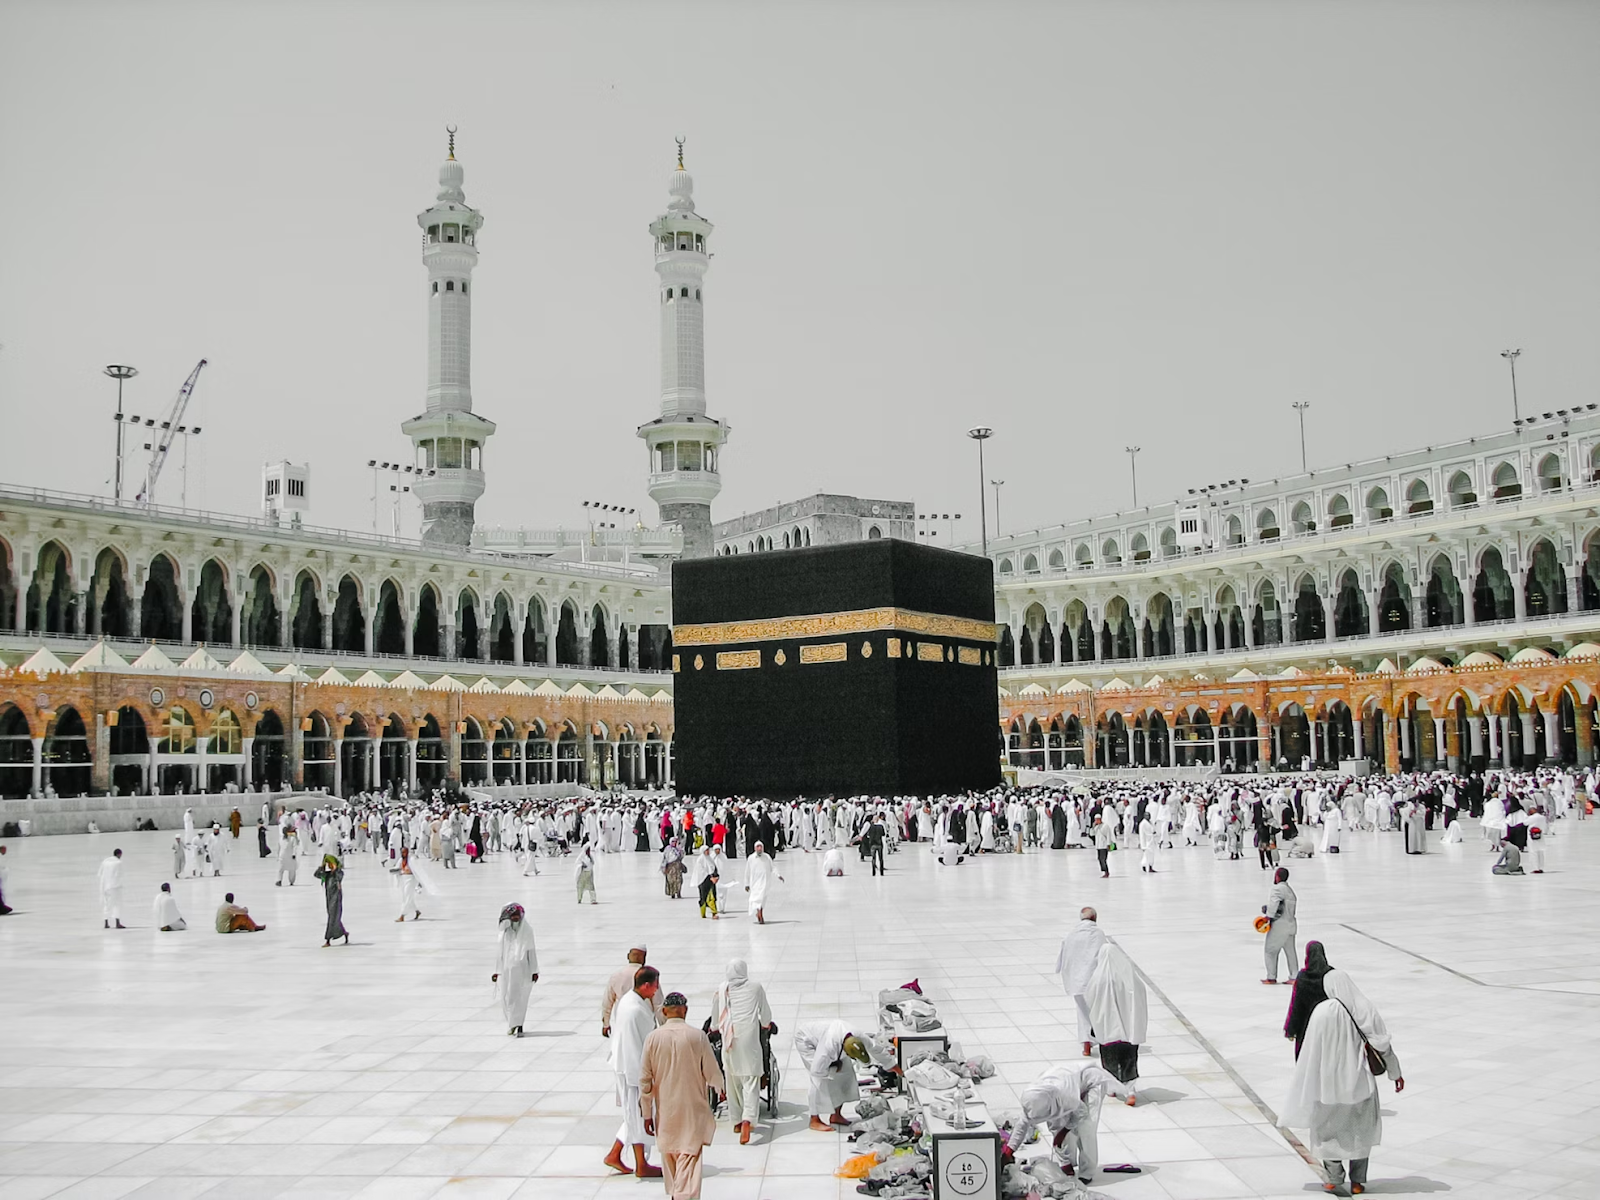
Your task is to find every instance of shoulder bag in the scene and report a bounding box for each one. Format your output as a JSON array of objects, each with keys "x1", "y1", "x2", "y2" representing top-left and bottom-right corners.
[{"x1": 1335, "y1": 999, "x2": 1387, "y2": 1075}]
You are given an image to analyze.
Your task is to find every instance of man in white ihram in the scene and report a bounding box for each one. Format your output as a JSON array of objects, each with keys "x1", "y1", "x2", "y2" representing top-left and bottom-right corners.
[
  {"x1": 794, "y1": 1019, "x2": 871, "y2": 1131},
  {"x1": 1055, "y1": 906, "x2": 1107, "y2": 1056},
  {"x1": 1004, "y1": 1061, "x2": 1130, "y2": 1183},
  {"x1": 604, "y1": 966, "x2": 664, "y2": 1180},
  {"x1": 98, "y1": 847, "x2": 126, "y2": 930}
]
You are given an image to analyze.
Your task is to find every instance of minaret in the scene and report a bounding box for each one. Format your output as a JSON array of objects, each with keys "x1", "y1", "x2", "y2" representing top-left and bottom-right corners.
[
  {"x1": 403, "y1": 127, "x2": 496, "y2": 546},
  {"x1": 638, "y1": 139, "x2": 728, "y2": 559}
]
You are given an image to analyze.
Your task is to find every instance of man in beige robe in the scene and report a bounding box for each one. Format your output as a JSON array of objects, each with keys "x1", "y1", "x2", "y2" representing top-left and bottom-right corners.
[
  {"x1": 640, "y1": 991, "x2": 725, "y2": 1200},
  {"x1": 602, "y1": 942, "x2": 664, "y2": 1036}
]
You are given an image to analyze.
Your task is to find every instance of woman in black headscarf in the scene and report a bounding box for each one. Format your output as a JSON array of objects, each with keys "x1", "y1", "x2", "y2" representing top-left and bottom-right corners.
[
  {"x1": 469, "y1": 813, "x2": 485, "y2": 863},
  {"x1": 1283, "y1": 940, "x2": 1333, "y2": 1058}
]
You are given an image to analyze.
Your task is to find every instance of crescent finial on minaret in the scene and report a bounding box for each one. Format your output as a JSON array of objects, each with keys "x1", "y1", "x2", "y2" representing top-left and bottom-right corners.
[
  {"x1": 676, "y1": 135, "x2": 685, "y2": 170},
  {"x1": 447, "y1": 125, "x2": 458, "y2": 161}
]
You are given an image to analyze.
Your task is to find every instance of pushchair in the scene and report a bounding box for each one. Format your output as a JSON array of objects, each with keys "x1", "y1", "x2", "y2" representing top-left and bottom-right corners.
[{"x1": 704, "y1": 1019, "x2": 781, "y2": 1118}]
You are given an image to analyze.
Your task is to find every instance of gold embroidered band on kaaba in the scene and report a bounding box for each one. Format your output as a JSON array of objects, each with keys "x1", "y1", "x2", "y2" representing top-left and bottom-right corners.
[{"x1": 673, "y1": 607, "x2": 999, "y2": 648}]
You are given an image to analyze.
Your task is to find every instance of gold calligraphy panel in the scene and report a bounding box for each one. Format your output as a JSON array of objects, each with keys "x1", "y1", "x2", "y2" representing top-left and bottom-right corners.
[
  {"x1": 674, "y1": 607, "x2": 998, "y2": 647},
  {"x1": 958, "y1": 646, "x2": 982, "y2": 666},
  {"x1": 916, "y1": 642, "x2": 944, "y2": 663},
  {"x1": 799, "y1": 642, "x2": 848, "y2": 664},
  {"x1": 716, "y1": 649, "x2": 761, "y2": 671}
]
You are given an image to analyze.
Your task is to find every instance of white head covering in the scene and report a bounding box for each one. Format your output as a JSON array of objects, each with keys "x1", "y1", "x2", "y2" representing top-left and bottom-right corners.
[
  {"x1": 1280, "y1": 969, "x2": 1389, "y2": 1125},
  {"x1": 1084, "y1": 944, "x2": 1148, "y2": 1046}
]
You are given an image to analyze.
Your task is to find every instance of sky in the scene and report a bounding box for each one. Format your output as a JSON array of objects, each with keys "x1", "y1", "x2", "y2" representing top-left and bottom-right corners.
[{"x1": 1, "y1": 0, "x2": 1596, "y2": 546}]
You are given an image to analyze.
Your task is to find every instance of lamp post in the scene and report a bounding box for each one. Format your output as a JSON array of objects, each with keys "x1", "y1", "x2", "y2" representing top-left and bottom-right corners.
[
  {"x1": 1291, "y1": 401, "x2": 1310, "y2": 472},
  {"x1": 104, "y1": 365, "x2": 138, "y2": 502},
  {"x1": 1501, "y1": 349, "x2": 1522, "y2": 423},
  {"x1": 966, "y1": 427, "x2": 993, "y2": 556},
  {"x1": 1125, "y1": 446, "x2": 1141, "y2": 507},
  {"x1": 990, "y1": 481, "x2": 1005, "y2": 537}
]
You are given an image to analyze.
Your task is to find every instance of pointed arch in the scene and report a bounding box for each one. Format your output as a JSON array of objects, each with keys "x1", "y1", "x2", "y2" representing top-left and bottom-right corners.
[
  {"x1": 331, "y1": 574, "x2": 365, "y2": 652},
  {"x1": 414, "y1": 583, "x2": 442, "y2": 657},
  {"x1": 374, "y1": 579, "x2": 405, "y2": 654},
  {"x1": 556, "y1": 599, "x2": 581, "y2": 666},
  {"x1": 1525, "y1": 538, "x2": 1568, "y2": 617},
  {"x1": 1424, "y1": 553, "x2": 1463, "y2": 628},
  {"x1": 1473, "y1": 547, "x2": 1515, "y2": 622},
  {"x1": 27, "y1": 540, "x2": 76, "y2": 634},
  {"x1": 1334, "y1": 568, "x2": 1367, "y2": 637},
  {"x1": 241, "y1": 563, "x2": 283, "y2": 649},
  {"x1": 286, "y1": 568, "x2": 318, "y2": 650},
  {"x1": 489, "y1": 591, "x2": 516, "y2": 662},
  {"x1": 140, "y1": 553, "x2": 182, "y2": 641},
  {"x1": 589, "y1": 603, "x2": 611, "y2": 667},
  {"x1": 456, "y1": 587, "x2": 481, "y2": 659},
  {"x1": 89, "y1": 546, "x2": 133, "y2": 638},
  {"x1": 523, "y1": 595, "x2": 549, "y2": 664},
  {"x1": 190, "y1": 558, "x2": 232, "y2": 646}
]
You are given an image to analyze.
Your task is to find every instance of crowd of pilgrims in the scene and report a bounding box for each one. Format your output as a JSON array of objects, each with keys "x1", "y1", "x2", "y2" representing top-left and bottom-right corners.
[{"x1": 259, "y1": 762, "x2": 1590, "y2": 889}]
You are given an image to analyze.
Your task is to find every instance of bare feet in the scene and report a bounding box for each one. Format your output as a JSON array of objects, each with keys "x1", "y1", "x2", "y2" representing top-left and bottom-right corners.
[
  {"x1": 1261, "y1": 978, "x2": 1278, "y2": 985},
  {"x1": 635, "y1": 1162, "x2": 663, "y2": 1179},
  {"x1": 1126, "y1": 1093, "x2": 1137, "y2": 1107},
  {"x1": 809, "y1": 1117, "x2": 833, "y2": 1132},
  {"x1": 739, "y1": 1121, "x2": 751, "y2": 1144}
]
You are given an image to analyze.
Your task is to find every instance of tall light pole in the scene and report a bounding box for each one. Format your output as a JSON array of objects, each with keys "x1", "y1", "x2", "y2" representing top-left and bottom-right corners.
[
  {"x1": 1291, "y1": 401, "x2": 1310, "y2": 472},
  {"x1": 966, "y1": 427, "x2": 993, "y2": 556},
  {"x1": 990, "y1": 481, "x2": 1005, "y2": 537},
  {"x1": 1125, "y1": 446, "x2": 1141, "y2": 507},
  {"x1": 1501, "y1": 348, "x2": 1522, "y2": 423},
  {"x1": 105, "y1": 365, "x2": 138, "y2": 502}
]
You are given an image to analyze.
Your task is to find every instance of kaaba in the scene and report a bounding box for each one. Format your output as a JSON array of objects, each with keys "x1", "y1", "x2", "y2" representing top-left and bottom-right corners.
[{"x1": 671, "y1": 539, "x2": 1001, "y2": 798}]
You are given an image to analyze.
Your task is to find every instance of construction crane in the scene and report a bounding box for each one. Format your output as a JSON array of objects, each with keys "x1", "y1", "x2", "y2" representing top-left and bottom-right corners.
[{"x1": 135, "y1": 358, "x2": 207, "y2": 506}]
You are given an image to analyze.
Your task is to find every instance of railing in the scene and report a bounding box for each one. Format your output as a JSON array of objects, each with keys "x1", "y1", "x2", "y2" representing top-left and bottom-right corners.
[
  {"x1": 999, "y1": 606, "x2": 1600, "y2": 683},
  {"x1": 989, "y1": 476, "x2": 1600, "y2": 583},
  {"x1": 0, "y1": 484, "x2": 666, "y2": 583}
]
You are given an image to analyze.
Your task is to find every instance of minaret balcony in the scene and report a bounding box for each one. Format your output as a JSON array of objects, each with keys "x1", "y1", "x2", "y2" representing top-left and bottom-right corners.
[{"x1": 648, "y1": 470, "x2": 722, "y2": 506}]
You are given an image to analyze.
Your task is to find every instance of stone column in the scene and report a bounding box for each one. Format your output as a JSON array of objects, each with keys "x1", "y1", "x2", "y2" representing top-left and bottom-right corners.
[
  {"x1": 1323, "y1": 594, "x2": 1336, "y2": 642},
  {"x1": 30, "y1": 737, "x2": 43, "y2": 797},
  {"x1": 1368, "y1": 591, "x2": 1381, "y2": 637},
  {"x1": 75, "y1": 590, "x2": 89, "y2": 636},
  {"x1": 196, "y1": 735, "x2": 210, "y2": 795},
  {"x1": 513, "y1": 603, "x2": 525, "y2": 667},
  {"x1": 241, "y1": 736, "x2": 254, "y2": 788},
  {"x1": 444, "y1": 622, "x2": 456, "y2": 661},
  {"x1": 364, "y1": 607, "x2": 375, "y2": 657},
  {"x1": 181, "y1": 596, "x2": 194, "y2": 645},
  {"x1": 407, "y1": 738, "x2": 419, "y2": 792},
  {"x1": 1257, "y1": 718, "x2": 1271, "y2": 770},
  {"x1": 546, "y1": 619, "x2": 557, "y2": 667},
  {"x1": 92, "y1": 713, "x2": 111, "y2": 794},
  {"x1": 146, "y1": 735, "x2": 156, "y2": 795},
  {"x1": 1486, "y1": 715, "x2": 1500, "y2": 763},
  {"x1": 1384, "y1": 715, "x2": 1401, "y2": 775},
  {"x1": 448, "y1": 723, "x2": 462, "y2": 783},
  {"x1": 332, "y1": 735, "x2": 343, "y2": 796},
  {"x1": 405, "y1": 615, "x2": 415, "y2": 658},
  {"x1": 1498, "y1": 717, "x2": 1511, "y2": 769},
  {"x1": 1513, "y1": 575, "x2": 1527, "y2": 622},
  {"x1": 230, "y1": 598, "x2": 243, "y2": 649},
  {"x1": 579, "y1": 614, "x2": 593, "y2": 668},
  {"x1": 1307, "y1": 719, "x2": 1319, "y2": 765},
  {"x1": 368, "y1": 738, "x2": 379, "y2": 790},
  {"x1": 1468, "y1": 716, "x2": 1484, "y2": 759},
  {"x1": 1443, "y1": 718, "x2": 1460, "y2": 771},
  {"x1": 1398, "y1": 713, "x2": 1411, "y2": 761},
  {"x1": 1576, "y1": 704, "x2": 1595, "y2": 767},
  {"x1": 1165, "y1": 728, "x2": 1175, "y2": 767},
  {"x1": 1432, "y1": 717, "x2": 1446, "y2": 770},
  {"x1": 1520, "y1": 712, "x2": 1537, "y2": 762},
  {"x1": 291, "y1": 718, "x2": 305, "y2": 789},
  {"x1": 1543, "y1": 710, "x2": 1562, "y2": 763},
  {"x1": 1353, "y1": 715, "x2": 1365, "y2": 761},
  {"x1": 1567, "y1": 572, "x2": 1582, "y2": 614}
]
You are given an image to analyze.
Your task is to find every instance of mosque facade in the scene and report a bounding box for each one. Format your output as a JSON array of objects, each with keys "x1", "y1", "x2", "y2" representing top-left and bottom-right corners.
[{"x1": 5, "y1": 138, "x2": 1600, "y2": 800}]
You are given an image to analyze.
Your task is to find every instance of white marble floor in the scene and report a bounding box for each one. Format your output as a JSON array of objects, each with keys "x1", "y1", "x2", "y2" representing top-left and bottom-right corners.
[{"x1": 0, "y1": 813, "x2": 1593, "y2": 1199}]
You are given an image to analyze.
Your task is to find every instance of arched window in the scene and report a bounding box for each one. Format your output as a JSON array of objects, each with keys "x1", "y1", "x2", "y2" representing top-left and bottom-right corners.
[
  {"x1": 461, "y1": 282, "x2": 467, "y2": 295},
  {"x1": 1101, "y1": 538, "x2": 1120, "y2": 563},
  {"x1": 1328, "y1": 494, "x2": 1352, "y2": 528},
  {"x1": 999, "y1": 557, "x2": 1014, "y2": 575},
  {"x1": 695, "y1": 288, "x2": 701, "y2": 300},
  {"x1": 1448, "y1": 471, "x2": 1476, "y2": 508},
  {"x1": 1290, "y1": 501, "x2": 1314, "y2": 534},
  {"x1": 446, "y1": 281, "x2": 455, "y2": 292},
  {"x1": 1366, "y1": 487, "x2": 1392, "y2": 521},
  {"x1": 1159, "y1": 526, "x2": 1178, "y2": 558},
  {"x1": 431, "y1": 282, "x2": 438, "y2": 294},
  {"x1": 867, "y1": 525, "x2": 882, "y2": 539},
  {"x1": 1075, "y1": 544, "x2": 1093, "y2": 567},
  {"x1": 1492, "y1": 462, "x2": 1521, "y2": 500},
  {"x1": 680, "y1": 287, "x2": 688, "y2": 297},
  {"x1": 1048, "y1": 548, "x2": 1065, "y2": 569},
  {"x1": 1225, "y1": 515, "x2": 1243, "y2": 546},
  {"x1": 1023, "y1": 553, "x2": 1039, "y2": 573},
  {"x1": 210, "y1": 710, "x2": 242, "y2": 755},
  {"x1": 1257, "y1": 509, "x2": 1279, "y2": 540},
  {"x1": 1406, "y1": 478, "x2": 1432, "y2": 514},
  {"x1": 1130, "y1": 533, "x2": 1150, "y2": 561},
  {"x1": 159, "y1": 707, "x2": 197, "y2": 755},
  {"x1": 1538, "y1": 453, "x2": 1563, "y2": 492}
]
